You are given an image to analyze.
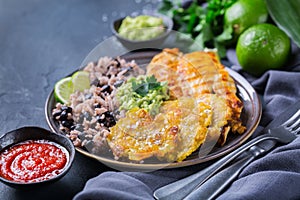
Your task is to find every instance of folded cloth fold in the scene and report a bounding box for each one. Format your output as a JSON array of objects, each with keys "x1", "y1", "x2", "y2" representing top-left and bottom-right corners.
[{"x1": 74, "y1": 45, "x2": 300, "y2": 200}]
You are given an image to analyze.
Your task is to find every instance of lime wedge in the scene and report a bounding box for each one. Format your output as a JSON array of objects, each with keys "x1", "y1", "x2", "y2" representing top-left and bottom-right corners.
[
  {"x1": 71, "y1": 71, "x2": 90, "y2": 92},
  {"x1": 54, "y1": 71, "x2": 90, "y2": 104},
  {"x1": 54, "y1": 77, "x2": 73, "y2": 104}
]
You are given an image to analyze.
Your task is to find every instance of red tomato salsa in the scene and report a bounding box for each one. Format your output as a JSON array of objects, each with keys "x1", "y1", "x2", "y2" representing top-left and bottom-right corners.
[{"x1": 0, "y1": 139, "x2": 69, "y2": 183}]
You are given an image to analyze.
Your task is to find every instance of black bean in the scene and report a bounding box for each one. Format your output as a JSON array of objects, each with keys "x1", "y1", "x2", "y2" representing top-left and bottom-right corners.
[
  {"x1": 61, "y1": 129, "x2": 67, "y2": 133},
  {"x1": 52, "y1": 110, "x2": 62, "y2": 118},
  {"x1": 94, "y1": 103, "x2": 101, "y2": 108},
  {"x1": 114, "y1": 80, "x2": 124, "y2": 88},
  {"x1": 61, "y1": 106, "x2": 72, "y2": 113},
  {"x1": 67, "y1": 107, "x2": 73, "y2": 113},
  {"x1": 106, "y1": 111, "x2": 114, "y2": 117},
  {"x1": 59, "y1": 110, "x2": 68, "y2": 121},
  {"x1": 61, "y1": 106, "x2": 68, "y2": 111},
  {"x1": 106, "y1": 115, "x2": 116, "y2": 127},
  {"x1": 97, "y1": 111, "x2": 116, "y2": 127},
  {"x1": 114, "y1": 58, "x2": 121, "y2": 67},
  {"x1": 70, "y1": 123, "x2": 81, "y2": 131},
  {"x1": 61, "y1": 120, "x2": 74, "y2": 128},
  {"x1": 101, "y1": 85, "x2": 111, "y2": 93},
  {"x1": 70, "y1": 125, "x2": 76, "y2": 130}
]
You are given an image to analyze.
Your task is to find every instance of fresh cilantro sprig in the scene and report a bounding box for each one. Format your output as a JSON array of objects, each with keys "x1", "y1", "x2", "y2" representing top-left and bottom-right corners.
[
  {"x1": 116, "y1": 75, "x2": 169, "y2": 116},
  {"x1": 132, "y1": 75, "x2": 162, "y2": 97},
  {"x1": 158, "y1": 0, "x2": 237, "y2": 58}
]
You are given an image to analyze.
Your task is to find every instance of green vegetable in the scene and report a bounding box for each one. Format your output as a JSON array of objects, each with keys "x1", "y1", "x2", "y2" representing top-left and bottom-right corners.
[
  {"x1": 158, "y1": 0, "x2": 237, "y2": 58},
  {"x1": 116, "y1": 75, "x2": 169, "y2": 115},
  {"x1": 132, "y1": 75, "x2": 162, "y2": 97},
  {"x1": 266, "y1": 0, "x2": 300, "y2": 48}
]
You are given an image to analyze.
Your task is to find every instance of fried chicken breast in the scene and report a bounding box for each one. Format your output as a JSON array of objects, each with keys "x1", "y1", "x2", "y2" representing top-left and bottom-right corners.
[{"x1": 147, "y1": 48, "x2": 246, "y2": 145}]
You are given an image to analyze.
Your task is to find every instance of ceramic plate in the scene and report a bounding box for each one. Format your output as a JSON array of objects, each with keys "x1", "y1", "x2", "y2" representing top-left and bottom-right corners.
[{"x1": 45, "y1": 50, "x2": 261, "y2": 171}]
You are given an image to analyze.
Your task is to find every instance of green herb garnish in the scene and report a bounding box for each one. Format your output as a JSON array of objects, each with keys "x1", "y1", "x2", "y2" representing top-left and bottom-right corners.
[
  {"x1": 132, "y1": 75, "x2": 162, "y2": 97},
  {"x1": 158, "y1": 0, "x2": 237, "y2": 58},
  {"x1": 116, "y1": 75, "x2": 169, "y2": 115}
]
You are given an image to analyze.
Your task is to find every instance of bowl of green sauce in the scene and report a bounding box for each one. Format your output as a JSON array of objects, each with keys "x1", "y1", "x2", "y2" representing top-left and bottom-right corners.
[{"x1": 112, "y1": 13, "x2": 173, "y2": 50}]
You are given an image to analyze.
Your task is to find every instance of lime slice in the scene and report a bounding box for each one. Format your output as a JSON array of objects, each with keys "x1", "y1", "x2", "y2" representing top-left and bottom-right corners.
[
  {"x1": 71, "y1": 71, "x2": 90, "y2": 92},
  {"x1": 54, "y1": 77, "x2": 73, "y2": 104},
  {"x1": 54, "y1": 71, "x2": 90, "y2": 104}
]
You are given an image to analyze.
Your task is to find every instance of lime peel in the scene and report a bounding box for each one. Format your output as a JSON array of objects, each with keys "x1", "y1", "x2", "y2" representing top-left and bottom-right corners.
[
  {"x1": 54, "y1": 77, "x2": 73, "y2": 104},
  {"x1": 54, "y1": 71, "x2": 90, "y2": 104},
  {"x1": 236, "y1": 23, "x2": 290, "y2": 76}
]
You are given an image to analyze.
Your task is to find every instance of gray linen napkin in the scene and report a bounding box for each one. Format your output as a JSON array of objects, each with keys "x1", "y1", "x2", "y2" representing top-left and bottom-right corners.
[
  {"x1": 216, "y1": 44, "x2": 300, "y2": 200},
  {"x1": 73, "y1": 45, "x2": 300, "y2": 200}
]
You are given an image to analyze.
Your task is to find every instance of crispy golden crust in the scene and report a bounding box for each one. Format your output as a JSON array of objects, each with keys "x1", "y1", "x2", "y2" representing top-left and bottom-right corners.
[{"x1": 108, "y1": 97, "x2": 212, "y2": 162}]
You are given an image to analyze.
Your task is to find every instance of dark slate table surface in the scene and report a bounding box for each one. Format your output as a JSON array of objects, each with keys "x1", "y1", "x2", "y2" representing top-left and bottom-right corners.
[{"x1": 0, "y1": 0, "x2": 159, "y2": 199}]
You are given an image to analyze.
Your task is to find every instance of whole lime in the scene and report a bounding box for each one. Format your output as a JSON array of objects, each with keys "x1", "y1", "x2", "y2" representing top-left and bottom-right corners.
[
  {"x1": 236, "y1": 23, "x2": 291, "y2": 76},
  {"x1": 224, "y1": 0, "x2": 268, "y2": 40}
]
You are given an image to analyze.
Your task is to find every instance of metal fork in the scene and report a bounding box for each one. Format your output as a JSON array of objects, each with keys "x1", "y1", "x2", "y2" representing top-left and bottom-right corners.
[
  {"x1": 184, "y1": 112, "x2": 300, "y2": 200},
  {"x1": 153, "y1": 108, "x2": 300, "y2": 200}
]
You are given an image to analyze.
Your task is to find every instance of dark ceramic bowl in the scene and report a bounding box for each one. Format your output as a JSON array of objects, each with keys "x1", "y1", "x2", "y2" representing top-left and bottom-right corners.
[
  {"x1": 111, "y1": 13, "x2": 173, "y2": 50},
  {"x1": 0, "y1": 126, "x2": 75, "y2": 189}
]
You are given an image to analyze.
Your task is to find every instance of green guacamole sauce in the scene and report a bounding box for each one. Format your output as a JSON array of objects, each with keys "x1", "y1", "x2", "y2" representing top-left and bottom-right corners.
[
  {"x1": 116, "y1": 75, "x2": 169, "y2": 115},
  {"x1": 118, "y1": 15, "x2": 165, "y2": 41}
]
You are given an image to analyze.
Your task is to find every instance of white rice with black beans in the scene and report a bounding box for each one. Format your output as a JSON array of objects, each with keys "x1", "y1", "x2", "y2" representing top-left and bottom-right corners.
[{"x1": 52, "y1": 56, "x2": 145, "y2": 156}]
